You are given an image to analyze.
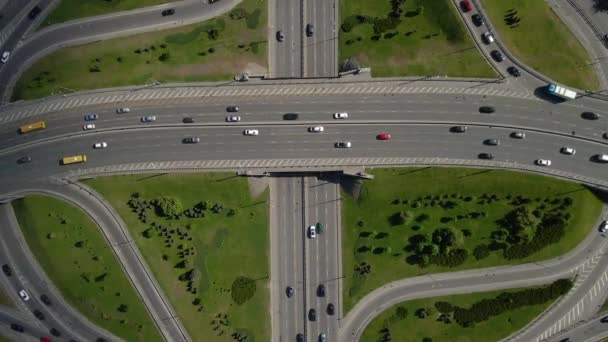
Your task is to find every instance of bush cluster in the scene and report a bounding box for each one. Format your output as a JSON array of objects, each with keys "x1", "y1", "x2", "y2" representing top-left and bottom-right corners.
[
  {"x1": 453, "y1": 279, "x2": 572, "y2": 326},
  {"x1": 231, "y1": 276, "x2": 256, "y2": 305}
]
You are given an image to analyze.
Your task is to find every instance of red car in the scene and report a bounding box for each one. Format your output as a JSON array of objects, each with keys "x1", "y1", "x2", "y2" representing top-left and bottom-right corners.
[
  {"x1": 40, "y1": 338, "x2": 53, "y2": 342},
  {"x1": 377, "y1": 133, "x2": 391, "y2": 140},
  {"x1": 461, "y1": 0, "x2": 472, "y2": 12}
]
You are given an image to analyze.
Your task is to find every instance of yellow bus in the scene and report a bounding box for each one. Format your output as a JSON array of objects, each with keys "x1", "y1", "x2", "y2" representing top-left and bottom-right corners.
[
  {"x1": 19, "y1": 121, "x2": 46, "y2": 134},
  {"x1": 61, "y1": 154, "x2": 87, "y2": 165}
]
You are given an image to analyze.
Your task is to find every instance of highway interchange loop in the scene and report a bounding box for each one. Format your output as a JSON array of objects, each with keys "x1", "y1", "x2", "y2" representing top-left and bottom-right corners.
[{"x1": 0, "y1": 0, "x2": 607, "y2": 341}]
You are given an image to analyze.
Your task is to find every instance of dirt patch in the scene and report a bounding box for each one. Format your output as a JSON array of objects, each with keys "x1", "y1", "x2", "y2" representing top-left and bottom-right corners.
[{"x1": 248, "y1": 176, "x2": 269, "y2": 198}]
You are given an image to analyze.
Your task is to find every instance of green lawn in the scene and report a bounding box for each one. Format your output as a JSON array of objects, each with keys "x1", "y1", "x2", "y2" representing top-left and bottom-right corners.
[
  {"x1": 84, "y1": 173, "x2": 270, "y2": 342},
  {"x1": 360, "y1": 285, "x2": 560, "y2": 342},
  {"x1": 12, "y1": 195, "x2": 161, "y2": 342},
  {"x1": 343, "y1": 167, "x2": 604, "y2": 312},
  {"x1": 480, "y1": 0, "x2": 599, "y2": 90},
  {"x1": 0, "y1": 286, "x2": 14, "y2": 308},
  {"x1": 339, "y1": 0, "x2": 496, "y2": 78},
  {"x1": 14, "y1": 0, "x2": 267, "y2": 101},
  {"x1": 40, "y1": 0, "x2": 176, "y2": 29}
]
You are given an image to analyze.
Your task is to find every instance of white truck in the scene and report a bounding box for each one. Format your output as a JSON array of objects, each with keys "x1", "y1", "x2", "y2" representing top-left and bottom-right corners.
[{"x1": 546, "y1": 84, "x2": 576, "y2": 100}]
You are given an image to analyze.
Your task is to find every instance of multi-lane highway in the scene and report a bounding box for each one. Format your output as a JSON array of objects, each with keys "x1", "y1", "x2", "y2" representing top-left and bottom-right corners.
[
  {"x1": 269, "y1": 0, "x2": 337, "y2": 78},
  {"x1": 0, "y1": 0, "x2": 608, "y2": 340}
]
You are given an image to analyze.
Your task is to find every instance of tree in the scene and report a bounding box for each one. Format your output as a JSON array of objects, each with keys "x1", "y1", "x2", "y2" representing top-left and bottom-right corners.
[
  {"x1": 504, "y1": 206, "x2": 540, "y2": 243},
  {"x1": 432, "y1": 227, "x2": 463, "y2": 250},
  {"x1": 118, "y1": 304, "x2": 128, "y2": 312},
  {"x1": 207, "y1": 28, "x2": 219, "y2": 40},
  {"x1": 153, "y1": 197, "x2": 182, "y2": 217},
  {"x1": 435, "y1": 301, "x2": 454, "y2": 313}
]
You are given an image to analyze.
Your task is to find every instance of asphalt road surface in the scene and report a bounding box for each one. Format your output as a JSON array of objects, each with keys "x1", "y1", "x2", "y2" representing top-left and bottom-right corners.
[
  {"x1": 271, "y1": 175, "x2": 306, "y2": 341},
  {"x1": 270, "y1": 0, "x2": 302, "y2": 78},
  {"x1": 0, "y1": 306, "x2": 48, "y2": 342},
  {"x1": 303, "y1": 0, "x2": 337, "y2": 78},
  {"x1": 304, "y1": 173, "x2": 341, "y2": 342}
]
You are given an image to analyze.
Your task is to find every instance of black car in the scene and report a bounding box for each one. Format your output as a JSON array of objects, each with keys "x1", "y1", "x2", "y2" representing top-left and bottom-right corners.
[
  {"x1": 17, "y1": 156, "x2": 32, "y2": 164},
  {"x1": 507, "y1": 66, "x2": 520, "y2": 77},
  {"x1": 209, "y1": 0, "x2": 220, "y2": 3},
  {"x1": 286, "y1": 286, "x2": 294, "y2": 298},
  {"x1": 451, "y1": 126, "x2": 467, "y2": 133},
  {"x1": 296, "y1": 333, "x2": 305, "y2": 342},
  {"x1": 182, "y1": 117, "x2": 194, "y2": 123},
  {"x1": 28, "y1": 6, "x2": 42, "y2": 19},
  {"x1": 581, "y1": 111, "x2": 599, "y2": 120},
  {"x1": 327, "y1": 303, "x2": 335, "y2": 315},
  {"x1": 601, "y1": 315, "x2": 608, "y2": 323},
  {"x1": 161, "y1": 9, "x2": 175, "y2": 16},
  {"x1": 226, "y1": 105, "x2": 239, "y2": 112},
  {"x1": 490, "y1": 50, "x2": 505, "y2": 62},
  {"x1": 604, "y1": 132, "x2": 608, "y2": 139},
  {"x1": 471, "y1": 14, "x2": 483, "y2": 26},
  {"x1": 96, "y1": 338, "x2": 108, "y2": 342},
  {"x1": 306, "y1": 24, "x2": 314, "y2": 37},
  {"x1": 317, "y1": 284, "x2": 326, "y2": 297},
  {"x1": 33, "y1": 310, "x2": 45, "y2": 320},
  {"x1": 484, "y1": 139, "x2": 499, "y2": 146},
  {"x1": 10, "y1": 324, "x2": 24, "y2": 332},
  {"x1": 40, "y1": 294, "x2": 52, "y2": 306},
  {"x1": 2, "y1": 264, "x2": 12, "y2": 276},
  {"x1": 283, "y1": 113, "x2": 299, "y2": 120},
  {"x1": 182, "y1": 137, "x2": 200, "y2": 144},
  {"x1": 50, "y1": 328, "x2": 61, "y2": 337},
  {"x1": 308, "y1": 308, "x2": 317, "y2": 321},
  {"x1": 478, "y1": 153, "x2": 494, "y2": 160},
  {"x1": 479, "y1": 106, "x2": 495, "y2": 113},
  {"x1": 276, "y1": 30, "x2": 285, "y2": 42}
]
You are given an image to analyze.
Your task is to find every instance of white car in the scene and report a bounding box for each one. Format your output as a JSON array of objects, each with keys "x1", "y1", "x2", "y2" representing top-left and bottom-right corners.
[
  {"x1": 482, "y1": 32, "x2": 494, "y2": 44},
  {"x1": 226, "y1": 115, "x2": 241, "y2": 122},
  {"x1": 560, "y1": 147, "x2": 576, "y2": 155},
  {"x1": 333, "y1": 112, "x2": 348, "y2": 119},
  {"x1": 309, "y1": 126, "x2": 324, "y2": 133},
  {"x1": 116, "y1": 107, "x2": 130, "y2": 114},
  {"x1": 244, "y1": 129, "x2": 259, "y2": 136},
  {"x1": 335, "y1": 141, "x2": 352, "y2": 148},
  {"x1": 83, "y1": 123, "x2": 96, "y2": 130},
  {"x1": 536, "y1": 159, "x2": 551, "y2": 166},
  {"x1": 308, "y1": 225, "x2": 316, "y2": 239},
  {"x1": 141, "y1": 116, "x2": 156, "y2": 122},
  {"x1": 94, "y1": 142, "x2": 108, "y2": 149},
  {"x1": 600, "y1": 220, "x2": 608, "y2": 233},
  {"x1": 18, "y1": 289, "x2": 29, "y2": 301},
  {"x1": 1, "y1": 51, "x2": 10, "y2": 63}
]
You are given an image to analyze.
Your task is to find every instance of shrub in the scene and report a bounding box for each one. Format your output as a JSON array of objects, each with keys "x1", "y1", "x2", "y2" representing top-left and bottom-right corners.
[
  {"x1": 231, "y1": 276, "x2": 256, "y2": 305},
  {"x1": 158, "y1": 52, "x2": 170, "y2": 62},
  {"x1": 229, "y1": 8, "x2": 247, "y2": 20},
  {"x1": 118, "y1": 304, "x2": 128, "y2": 312},
  {"x1": 473, "y1": 244, "x2": 490, "y2": 260},
  {"x1": 207, "y1": 28, "x2": 219, "y2": 40},
  {"x1": 434, "y1": 301, "x2": 454, "y2": 313}
]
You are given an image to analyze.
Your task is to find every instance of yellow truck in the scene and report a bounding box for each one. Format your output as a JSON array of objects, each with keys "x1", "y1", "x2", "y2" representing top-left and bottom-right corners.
[
  {"x1": 61, "y1": 154, "x2": 87, "y2": 165},
  {"x1": 19, "y1": 121, "x2": 46, "y2": 134}
]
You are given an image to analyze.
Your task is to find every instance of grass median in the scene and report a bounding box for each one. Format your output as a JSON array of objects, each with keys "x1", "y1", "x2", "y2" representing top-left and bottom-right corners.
[
  {"x1": 360, "y1": 279, "x2": 571, "y2": 342},
  {"x1": 343, "y1": 167, "x2": 604, "y2": 313},
  {"x1": 339, "y1": 0, "x2": 496, "y2": 78},
  {"x1": 480, "y1": 0, "x2": 599, "y2": 90},
  {"x1": 12, "y1": 195, "x2": 162, "y2": 342},
  {"x1": 40, "y1": 0, "x2": 176, "y2": 29},
  {"x1": 85, "y1": 173, "x2": 270, "y2": 342},
  {"x1": 14, "y1": 0, "x2": 267, "y2": 101}
]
